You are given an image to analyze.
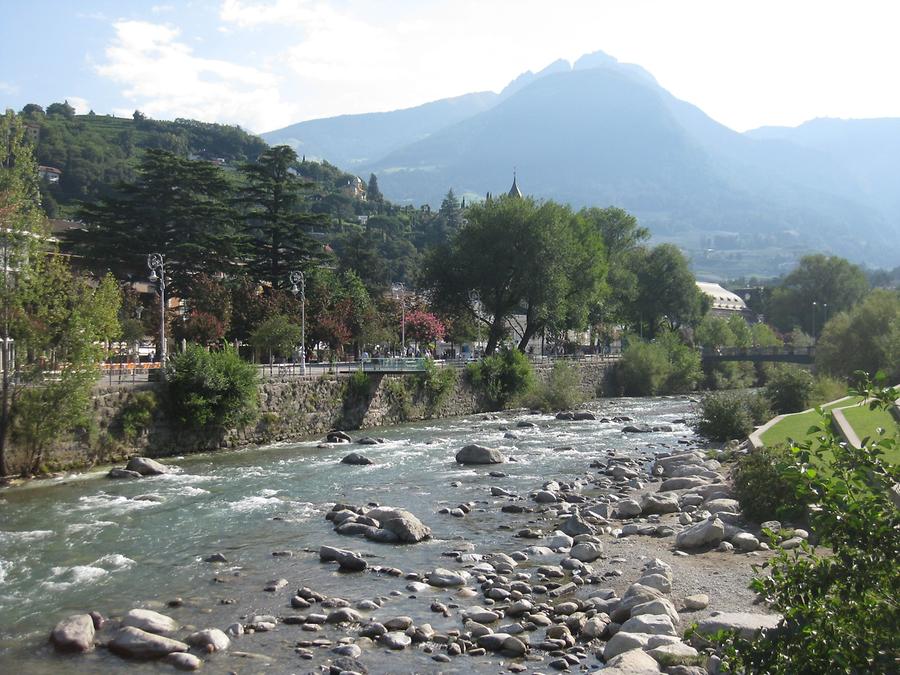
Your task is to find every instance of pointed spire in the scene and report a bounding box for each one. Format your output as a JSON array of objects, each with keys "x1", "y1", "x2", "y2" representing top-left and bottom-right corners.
[{"x1": 508, "y1": 169, "x2": 522, "y2": 198}]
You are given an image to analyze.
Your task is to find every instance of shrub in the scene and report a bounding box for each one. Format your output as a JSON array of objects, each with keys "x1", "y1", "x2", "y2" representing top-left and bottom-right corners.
[
  {"x1": 619, "y1": 334, "x2": 701, "y2": 396},
  {"x1": 346, "y1": 369, "x2": 372, "y2": 401},
  {"x1": 717, "y1": 379, "x2": 900, "y2": 673},
  {"x1": 418, "y1": 358, "x2": 458, "y2": 410},
  {"x1": 383, "y1": 377, "x2": 413, "y2": 420},
  {"x1": 809, "y1": 374, "x2": 846, "y2": 407},
  {"x1": 527, "y1": 361, "x2": 583, "y2": 412},
  {"x1": 467, "y1": 347, "x2": 535, "y2": 410},
  {"x1": 765, "y1": 365, "x2": 814, "y2": 414},
  {"x1": 733, "y1": 444, "x2": 808, "y2": 523},
  {"x1": 119, "y1": 391, "x2": 158, "y2": 441},
  {"x1": 165, "y1": 345, "x2": 258, "y2": 429},
  {"x1": 696, "y1": 390, "x2": 770, "y2": 441},
  {"x1": 250, "y1": 314, "x2": 302, "y2": 363}
]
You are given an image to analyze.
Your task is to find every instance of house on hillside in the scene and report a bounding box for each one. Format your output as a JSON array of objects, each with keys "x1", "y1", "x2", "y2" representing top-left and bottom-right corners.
[
  {"x1": 38, "y1": 165, "x2": 62, "y2": 183},
  {"x1": 341, "y1": 176, "x2": 366, "y2": 200}
]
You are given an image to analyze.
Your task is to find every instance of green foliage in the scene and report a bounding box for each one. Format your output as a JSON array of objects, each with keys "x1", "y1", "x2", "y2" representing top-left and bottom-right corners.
[
  {"x1": 809, "y1": 375, "x2": 847, "y2": 408},
  {"x1": 717, "y1": 377, "x2": 900, "y2": 673},
  {"x1": 632, "y1": 244, "x2": 706, "y2": 339},
  {"x1": 165, "y1": 345, "x2": 258, "y2": 430},
  {"x1": 118, "y1": 391, "x2": 158, "y2": 442},
  {"x1": 765, "y1": 365, "x2": 814, "y2": 414},
  {"x1": 417, "y1": 358, "x2": 458, "y2": 410},
  {"x1": 733, "y1": 444, "x2": 809, "y2": 523},
  {"x1": 619, "y1": 334, "x2": 701, "y2": 396},
  {"x1": 382, "y1": 377, "x2": 413, "y2": 420},
  {"x1": 696, "y1": 391, "x2": 771, "y2": 441},
  {"x1": 466, "y1": 347, "x2": 535, "y2": 410},
  {"x1": 527, "y1": 361, "x2": 584, "y2": 412},
  {"x1": 345, "y1": 369, "x2": 372, "y2": 401},
  {"x1": 250, "y1": 314, "x2": 302, "y2": 363},
  {"x1": 815, "y1": 288, "x2": 900, "y2": 382}
]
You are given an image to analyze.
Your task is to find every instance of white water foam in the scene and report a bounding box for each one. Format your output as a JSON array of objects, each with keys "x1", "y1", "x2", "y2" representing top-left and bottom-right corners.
[
  {"x1": 69, "y1": 493, "x2": 159, "y2": 514},
  {"x1": 0, "y1": 559, "x2": 12, "y2": 584},
  {"x1": 0, "y1": 530, "x2": 54, "y2": 544},
  {"x1": 41, "y1": 553, "x2": 135, "y2": 590},
  {"x1": 227, "y1": 495, "x2": 283, "y2": 512},
  {"x1": 66, "y1": 520, "x2": 116, "y2": 535}
]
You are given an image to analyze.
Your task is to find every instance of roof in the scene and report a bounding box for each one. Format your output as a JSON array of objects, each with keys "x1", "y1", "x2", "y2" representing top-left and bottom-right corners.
[
  {"x1": 696, "y1": 281, "x2": 748, "y2": 312},
  {"x1": 38, "y1": 165, "x2": 62, "y2": 174},
  {"x1": 508, "y1": 172, "x2": 522, "y2": 198}
]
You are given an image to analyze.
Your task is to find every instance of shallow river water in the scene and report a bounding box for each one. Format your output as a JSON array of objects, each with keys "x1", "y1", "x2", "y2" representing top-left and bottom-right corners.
[{"x1": 0, "y1": 396, "x2": 697, "y2": 673}]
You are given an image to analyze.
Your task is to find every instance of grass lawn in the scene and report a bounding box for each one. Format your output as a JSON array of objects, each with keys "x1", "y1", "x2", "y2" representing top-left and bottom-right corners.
[
  {"x1": 840, "y1": 404, "x2": 900, "y2": 463},
  {"x1": 760, "y1": 396, "x2": 863, "y2": 448}
]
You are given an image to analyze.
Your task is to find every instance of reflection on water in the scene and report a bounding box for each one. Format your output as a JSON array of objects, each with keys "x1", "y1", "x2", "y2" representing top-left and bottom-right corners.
[{"x1": 0, "y1": 397, "x2": 696, "y2": 673}]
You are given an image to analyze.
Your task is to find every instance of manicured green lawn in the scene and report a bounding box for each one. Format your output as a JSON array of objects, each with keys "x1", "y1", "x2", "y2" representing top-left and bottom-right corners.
[
  {"x1": 840, "y1": 404, "x2": 900, "y2": 463},
  {"x1": 760, "y1": 396, "x2": 863, "y2": 448}
]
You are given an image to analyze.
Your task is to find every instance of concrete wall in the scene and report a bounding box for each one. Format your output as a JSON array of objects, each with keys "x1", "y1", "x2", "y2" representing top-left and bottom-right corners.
[{"x1": 7, "y1": 359, "x2": 617, "y2": 475}]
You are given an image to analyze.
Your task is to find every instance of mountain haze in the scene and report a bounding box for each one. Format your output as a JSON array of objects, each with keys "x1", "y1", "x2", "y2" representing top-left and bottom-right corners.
[{"x1": 264, "y1": 51, "x2": 900, "y2": 271}]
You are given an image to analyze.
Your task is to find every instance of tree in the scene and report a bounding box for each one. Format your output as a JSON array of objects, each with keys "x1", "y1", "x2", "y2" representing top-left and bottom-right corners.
[
  {"x1": 423, "y1": 196, "x2": 606, "y2": 355},
  {"x1": 250, "y1": 315, "x2": 302, "y2": 364},
  {"x1": 186, "y1": 273, "x2": 232, "y2": 335},
  {"x1": 177, "y1": 311, "x2": 225, "y2": 346},
  {"x1": 405, "y1": 309, "x2": 445, "y2": 347},
  {"x1": 46, "y1": 101, "x2": 75, "y2": 119},
  {"x1": 632, "y1": 244, "x2": 705, "y2": 339},
  {"x1": 238, "y1": 145, "x2": 326, "y2": 288},
  {"x1": 768, "y1": 254, "x2": 869, "y2": 336},
  {"x1": 20, "y1": 104, "x2": 44, "y2": 118},
  {"x1": 71, "y1": 149, "x2": 243, "y2": 293},
  {"x1": 366, "y1": 173, "x2": 382, "y2": 202},
  {"x1": 815, "y1": 289, "x2": 900, "y2": 381}
]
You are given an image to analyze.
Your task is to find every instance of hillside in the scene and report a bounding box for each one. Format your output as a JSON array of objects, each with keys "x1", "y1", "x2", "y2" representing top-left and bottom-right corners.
[
  {"x1": 23, "y1": 109, "x2": 266, "y2": 217},
  {"x1": 261, "y1": 91, "x2": 498, "y2": 168}
]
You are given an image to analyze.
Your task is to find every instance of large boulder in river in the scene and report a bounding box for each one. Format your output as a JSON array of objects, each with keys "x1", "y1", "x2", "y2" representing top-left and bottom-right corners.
[
  {"x1": 365, "y1": 506, "x2": 431, "y2": 543},
  {"x1": 109, "y1": 627, "x2": 189, "y2": 659},
  {"x1": 185, "y1": 628, "x2": 230, "y2": 652},
  {"x1": 341, "y1": 452, "x2": 373, "y2": 466},
  {"x1": 108, "y1": 468, "x2": 142, "y2": 479},
  {"x1": 121, "y1": 609, "x2": 178, "y2": 634},
  {"x1": 125, "y1": 457, "x2": 168, "y2": 476},
  {"x1": 456, "y1": 444, "x2": 506, "y2": 464},
  {"x1": 50, "y1": 614, "x2": 95, "y2": 652}
]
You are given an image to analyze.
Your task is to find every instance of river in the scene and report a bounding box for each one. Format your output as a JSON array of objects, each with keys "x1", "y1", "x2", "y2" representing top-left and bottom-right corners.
[{"x1": 0, "y1": 396, "x2": 697, "y2": 673}]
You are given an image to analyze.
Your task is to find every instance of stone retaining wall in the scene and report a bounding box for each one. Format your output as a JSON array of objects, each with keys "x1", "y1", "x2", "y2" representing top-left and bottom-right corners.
[{"x1": 6, "y1": 360, "x2": 617, "y2": 475}]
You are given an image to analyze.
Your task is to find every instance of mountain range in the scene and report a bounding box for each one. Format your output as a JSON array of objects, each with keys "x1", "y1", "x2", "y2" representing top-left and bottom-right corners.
[{"x1": 263, "y1": 51, "x2": 900, "y2": 276}]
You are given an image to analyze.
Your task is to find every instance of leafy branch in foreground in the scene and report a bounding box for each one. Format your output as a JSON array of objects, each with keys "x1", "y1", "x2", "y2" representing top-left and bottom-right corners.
[{"x1": 715, "y1": 373, "x2": 899, "y2": 673}]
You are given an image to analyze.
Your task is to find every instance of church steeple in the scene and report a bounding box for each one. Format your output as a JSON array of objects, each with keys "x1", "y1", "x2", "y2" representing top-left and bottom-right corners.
[{"x1": 508, "y1": 169, "x2": 522, "y2": 198}]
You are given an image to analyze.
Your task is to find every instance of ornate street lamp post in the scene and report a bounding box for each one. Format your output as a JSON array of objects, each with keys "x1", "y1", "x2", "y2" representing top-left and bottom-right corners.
[
  {"x1": 147, "y1": 253, "x2": 166, "y2": 373},
  {"x1": 392, "y1": 282, "x2": 406, "y2": 355},
  {"x1": 289, "y1": 270, "x2": 306, "y2": 376}
]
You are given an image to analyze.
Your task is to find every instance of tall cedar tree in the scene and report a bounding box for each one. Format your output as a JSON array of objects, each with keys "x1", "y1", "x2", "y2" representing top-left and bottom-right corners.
[
  {"x1": 238, "y1": 145, "x2": 327, "y2": 288},
  {"x1": 71, "y1": 149, "x2": 242, "y2": 294}
]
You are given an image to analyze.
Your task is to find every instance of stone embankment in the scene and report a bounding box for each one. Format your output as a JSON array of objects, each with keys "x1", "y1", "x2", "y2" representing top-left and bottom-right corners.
[
  {"x1": 6, "y1": 359, "x2": 615, "y2": 476},
  {"x1": 54, "y1": 425, "x2": 796, "y2": 673}
]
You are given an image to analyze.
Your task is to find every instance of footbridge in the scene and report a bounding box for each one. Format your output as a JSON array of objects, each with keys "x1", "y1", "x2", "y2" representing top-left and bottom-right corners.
[{"x1": 701, "y1": 346, "x2": 815, "y2": 364}]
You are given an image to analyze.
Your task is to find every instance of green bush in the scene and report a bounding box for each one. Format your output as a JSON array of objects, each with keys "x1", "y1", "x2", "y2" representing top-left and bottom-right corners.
[
  {"x1": 718, "y1": 379, "x2": 900, "y2": 673},
  {"x1": 346, "y1": 369, "x2": 372, "y2": 401},
  {"x1": 765, "y1": 365, "x2": 814, "y2": 414},
  {"x1": 809, "y1": 374, "x2": 846, "y2": 408},
  {"x1": 467, "y1": 347, "x2": 535, "y2": 410},
  {"x1": 383, "y1": 377, "x2": 413, "y2": 420},
  {"x1": 619, "y1": 333, "x2": 701, "y2": 396},
  {"x1": 418, "y1": 358, "x2": 458, "y2": 409},
  {"x1": 527, "y1": 361, "x2": 583, "y2": 412},
  {"x1": 165, "y1": 345, "x2": 258, "y2": 429},
  {"x1": 733, "y1": 444, "x2": 808, "y2": 523},
  {"x1": 696, "y1": 390, "x2": 771, "y2": 441},
  {"x1": 119, "y1": 391, "x2": 158, "y2": 441}
]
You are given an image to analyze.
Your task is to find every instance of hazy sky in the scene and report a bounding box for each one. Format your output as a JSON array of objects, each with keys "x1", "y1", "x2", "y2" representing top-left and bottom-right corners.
[{"x1": 2, "y1": 0, "x2": 898, "y2": 134}]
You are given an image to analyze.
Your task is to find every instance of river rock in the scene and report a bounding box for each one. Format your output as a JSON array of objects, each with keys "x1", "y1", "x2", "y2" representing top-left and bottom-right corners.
[
  {"x1": 640, "y1": 492, "x2": 680, "y2": 515},
  {"x1": 683, "y1": 594, "x2": 709, "y2": 611},
  {"x1": 603, "y1": 630, "x2": 653, "y2": 659},
  {"x1": 122, "y1": 609, "x2": 178, "y2": 634},
  {"x1": 570, "y1": 541, "x2": 604, "y2": 562},
  {"x1": 560, "y1": 512, "x2": 594, "y2": 536},
  {"x1": 50, "y1": 614, "x2": 95, "y2": 653},
  {"x1": 185, "y1": 628, "x2": 229, "y2": 652},
  {"x1": 556, "y1": 412, "x2": 575, "y2": 420},
  {"x1": 695, "y1": 612, "x2": 781, "y2": 639},
  {"x1": 364, "y1": 506, "x2": 431, "y2": 543},
  {"x1": 357, "y1": 436, "x2": 382, "y2": 445},
  {"x1": 491, "y1": 486, "x2": 516, "y2": 497},
  {"x1": 705, "y1": 498, "x2": 741, "y2": 514},
  {"x1": 659, "y1": 477, "x2": 709, "y2": 491},
  {"x1": 620, "y1": 613, "x2": 677, "y2": 636},
  {"x1": 327, "y1": 430, "x2": 352, "y2": 443},
  {"x1": 341, "y1": 452, "x2": 373, "y2": 466},
  {"x1": 674, "y1": 517, "x2": 725, "y2": 549},
  {"x1": 379, "y1": 631, "x2": 411, "y2": 650},
  {"x1": 615, "y1": 498, "x2": 642, "y2": 518},
  {"x1": 427, "y1": 568, "x2": 470, "y2": 587},
  {"x1": 631, "y1": 598, "x2": 680, "y2": 626},
  {"x1": 611, "y1": 584, "x2": 666, "y2": 622},
  {"x1": 463, "y1": 606, "x2": 501, "y2": 623},
  {"x1": 646, "y1": 641, "x2": 699, "y2": 666},
  {"x1": 109, "y1": 626, "x2": 189, "y2": 659},
  {"x1": 165, "y1": 653, "x2": 202, "y2": 670},
  {"x1": 326, "y1": 608, "x2": 362, "y2": 624},
  {"x1": 732, "y1": 532, "x2": 760, "y2": 552},
  {"x1": 456, "y1": 444, "x2": 506, "y2": 464},
  {"x1": 108, "y1": 468, "x2": 142, "y2": 479},
  {"x1": 604, "y1": 646, "x2": 663, "y2": 673},
  {"x1": 622, "y1": 425, "x2": 652, "y2": 433},
  {"x1": 573, "y1": 411, "x2": 596, "y2": 421},
  {"x1": 125, "y1": 457, "x2": 169, "y2": 476},
  {"x1": 319, "y1": 545, "x2": 367, "y2": 571}
]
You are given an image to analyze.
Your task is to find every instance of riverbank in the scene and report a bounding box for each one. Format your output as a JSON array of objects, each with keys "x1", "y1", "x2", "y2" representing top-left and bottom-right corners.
[
  {"x1": 0, "y1": 397, "x2": 785, "y2": 674},
  {"x1": 3, "y1": 359, "x2": 617, "y2": 477}
]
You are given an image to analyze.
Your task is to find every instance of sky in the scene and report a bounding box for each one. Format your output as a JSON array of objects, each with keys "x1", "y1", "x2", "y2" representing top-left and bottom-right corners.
[{"x1": 2, "y1": 0, "x2": 899, "y2": 134}]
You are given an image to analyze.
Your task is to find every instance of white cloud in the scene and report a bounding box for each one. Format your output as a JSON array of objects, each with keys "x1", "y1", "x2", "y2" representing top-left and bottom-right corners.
[
  {"x1": 96, "y1": 20, "x2": 298, "y2": 132},
  {"x1": 66, "y1": 96, "x2": 91, "y2": 114},
  {"x1": 0, "y1": 80, "x2": 19, "y2": 95}
]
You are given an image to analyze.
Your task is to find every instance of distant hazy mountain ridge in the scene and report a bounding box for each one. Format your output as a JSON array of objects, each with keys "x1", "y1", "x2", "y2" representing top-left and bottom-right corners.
[{"x1": 262, "y1": 50, "x2": 900, "y2": 269}]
